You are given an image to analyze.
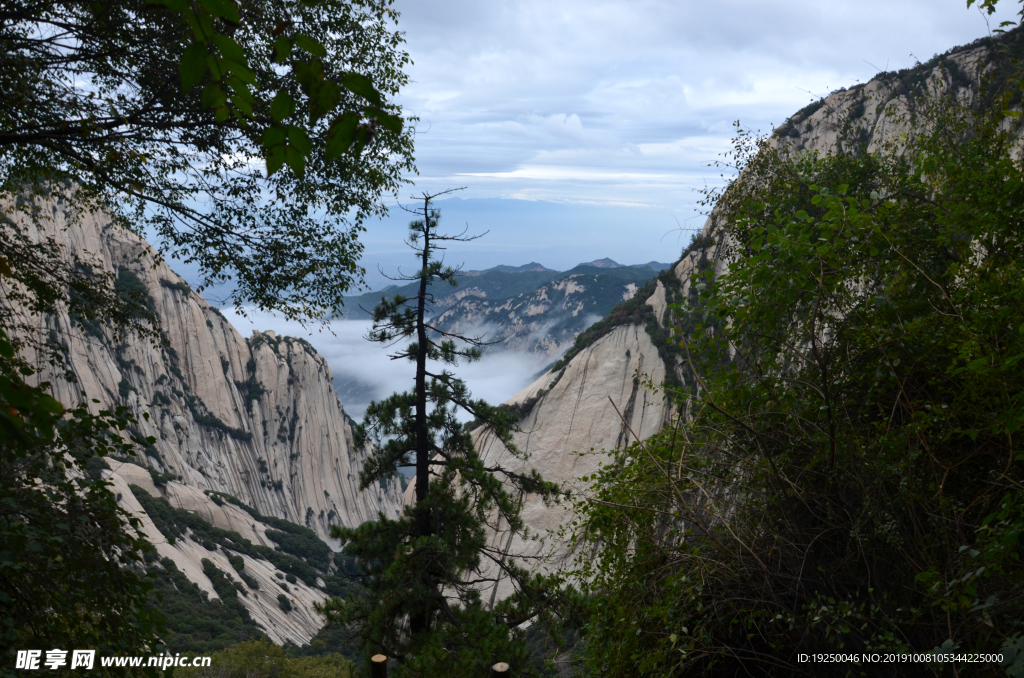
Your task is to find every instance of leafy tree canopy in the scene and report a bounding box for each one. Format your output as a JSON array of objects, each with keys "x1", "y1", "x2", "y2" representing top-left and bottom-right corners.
[{"x1": 0, "y1": 0, "x2": 415, "y2": 323}]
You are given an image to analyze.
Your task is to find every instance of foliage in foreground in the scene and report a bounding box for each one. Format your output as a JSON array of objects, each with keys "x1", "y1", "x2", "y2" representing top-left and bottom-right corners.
[
  {"x1": 0, "y1": 326, "x2": 162, "y2": 676},
  {"x1": 176, "y1": 639, "x2": 353, "y2": 678},
  {"x1": 570, "y1": 85, "x2": 1024, "y2": 675},
  {"x1": 1, "y1": 0, "x2": 414, "y2": 322}
]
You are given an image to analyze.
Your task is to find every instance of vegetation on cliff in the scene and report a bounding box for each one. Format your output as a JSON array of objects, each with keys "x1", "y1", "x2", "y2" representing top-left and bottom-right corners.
[
  {"x1": 569, "y1": 64, "x2": 1024, "y2": 676},
  {"x1": 0, "y1": 0, "x2": 415, "y2": 667}
]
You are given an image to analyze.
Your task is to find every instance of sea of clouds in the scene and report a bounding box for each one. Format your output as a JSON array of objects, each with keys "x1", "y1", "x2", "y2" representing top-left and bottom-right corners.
[{"x1": 221, "y1": 308, "x2": 553, "y2": 422}]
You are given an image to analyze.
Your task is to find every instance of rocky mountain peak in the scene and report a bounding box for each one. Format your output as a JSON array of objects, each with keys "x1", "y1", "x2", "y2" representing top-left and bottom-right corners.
[{"x1": 581, "y1": 257, "x2": 621, "y2": 268}]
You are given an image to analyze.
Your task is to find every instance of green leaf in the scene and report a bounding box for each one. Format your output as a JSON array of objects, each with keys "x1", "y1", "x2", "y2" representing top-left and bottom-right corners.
[
  {"x1": 287, "y1": 126, "x2": 312, "y2": 157},
  {"x1": 198, "y1": 0, "x2": 240, "y2": 23},
  {"x1": 184, "y1": 8, "x2": 207, "y2": 39},
  {"x1": 263, "y1": 125, "x2": 287, "y2": 147},
  {"x1": 341, "y1": 72, "x2": 382, "y2": 106},
  {"x1": 211, "y1": 34, "x2": 245, "y2": 64},
  {"x1": 206, "y1": 55, "x2": 224, "y2": 80},
  {"x1": 294, "y1": 34, "x2": 328, "y2": 58},
  {"x1": 180, "y1": 42, "x2": 207, "y2": 93},
  {"x1": 309, "y1": 81, "x2": 340, "y2": 125},
  {"x1": 325, "y1": 112, "x2": 359, "y2": 159},
  {"x1": 271, "y1": 92, "x2": 295, "y2": 123},
  {"x1": 228, "y1": 90, "x2": 253, "y2": 117},
  {"x1": 366, "y1": 108, "x2": 403, "y2": 133},
  {"x1": 294, "y1": 60, "x2": 325, "y2": 97},
  {"x1": 285, "y1": 145, "x2": 306, "y2": 177},
  {"x1": 272, "y1": 36, "x2": 292, "y2": 63},
  {"x1": 225, "y1": 73, "x2": 253, "y2": 101},
  {"x1": 222, "y1": 59, "x2": 256, "y2": 86},
  {"x1": 201, "y1": 83, "x2": 227, "y2": 109},
  {"x1": 966, "y1": 357, "x2": 989, "y2": 371},
  {"x1": 37, "y1": 395, "x2": 64, "y2": 416}
]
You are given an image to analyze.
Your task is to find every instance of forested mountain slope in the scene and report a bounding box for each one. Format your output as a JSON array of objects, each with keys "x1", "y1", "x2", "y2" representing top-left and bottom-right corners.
[{"x1": 431, "y1": 263, "x2": 669, "y2": 357}]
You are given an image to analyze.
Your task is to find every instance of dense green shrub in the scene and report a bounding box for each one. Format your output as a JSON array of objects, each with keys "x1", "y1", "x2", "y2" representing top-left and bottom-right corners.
[
  {"x1": 264, "y1": 528, "x2": 332, "y2": 572},
  {"x1": 208, "y1": 491, "x2": 334, "y2": 573},
  {"x1": 148, "y1": 468, "x2": 176, "y2": 486}
]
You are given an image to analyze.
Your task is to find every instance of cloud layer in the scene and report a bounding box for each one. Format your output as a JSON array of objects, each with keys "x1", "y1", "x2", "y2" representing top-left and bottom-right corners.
[
  {"x1": 222, "y1": 309, "x2": 551, "y2": 422},
  {"x1": 394, "y1": 0, "x2": 1012, "y2": 209}
]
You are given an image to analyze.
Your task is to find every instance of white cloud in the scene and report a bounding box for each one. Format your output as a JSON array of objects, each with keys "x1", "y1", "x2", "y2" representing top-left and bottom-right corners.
[
  {"x1": 221, "y1": 309, "x2": 551, "y2": 421},
  {"x1": 389, "y1": 0, "x2": 1015, "y2": 208}
]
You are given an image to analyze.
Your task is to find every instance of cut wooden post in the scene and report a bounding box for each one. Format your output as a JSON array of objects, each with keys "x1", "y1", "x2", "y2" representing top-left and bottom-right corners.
[
  {"x1": 491, "y1": 662, "x2": 510, "y2": 677},
  {"x1": 370, "y1": 654, "x2": 387, "y2": 678}
]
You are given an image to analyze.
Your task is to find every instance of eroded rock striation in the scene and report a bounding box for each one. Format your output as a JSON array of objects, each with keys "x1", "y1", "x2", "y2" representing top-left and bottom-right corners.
[{"x1": 12, "y1": 200, "x2": 403, "y2": 644}]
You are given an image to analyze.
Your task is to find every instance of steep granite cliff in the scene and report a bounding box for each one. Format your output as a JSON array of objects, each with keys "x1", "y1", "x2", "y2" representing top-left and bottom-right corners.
[
  {"x1": 10, "y1": 199, "x2": 403, "y2": 644},
  {"x1": 22, "y1": 202, "x2": 402, "y2": 540}
]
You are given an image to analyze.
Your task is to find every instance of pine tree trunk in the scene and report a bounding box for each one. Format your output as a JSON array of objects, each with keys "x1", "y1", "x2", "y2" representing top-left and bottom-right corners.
[{"x1": 411, "y1": 196, "x2": 432, "y2": 637}]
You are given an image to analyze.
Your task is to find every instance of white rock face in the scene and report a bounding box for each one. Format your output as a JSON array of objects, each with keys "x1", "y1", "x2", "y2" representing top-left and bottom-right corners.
[
  {"x1": 8, "y1": 199, "x2": 403, "y2": 645},
  {"x1": 460, "y1": 325, "x2": 672, "y2": 601},
  {"x1": 18, "y1": 201, "x2": 402, "y2": 540},
  {"x1": 103, "y1": 463, "x2": 329, "y2": 644}
]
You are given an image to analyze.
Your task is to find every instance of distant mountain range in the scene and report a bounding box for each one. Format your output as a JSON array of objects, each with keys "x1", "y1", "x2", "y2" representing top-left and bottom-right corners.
[
  {"x1": 463, "y1": 262, "x2": 554, "y2": 276},
  {"x1": 459, "y1": 258, "x2": 667, "y2": 276},
  {"x1": 339, "y1": 259, "x2": 673, "y2": 356}
]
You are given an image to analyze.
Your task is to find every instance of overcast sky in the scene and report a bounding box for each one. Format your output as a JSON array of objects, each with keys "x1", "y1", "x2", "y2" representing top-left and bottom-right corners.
[
  {"x1": 209, "y1": 1, "x2": 1016, "y2": 411},
  {"x1": 347, "y1": 0, "x2": 1016, "y2": 287}
]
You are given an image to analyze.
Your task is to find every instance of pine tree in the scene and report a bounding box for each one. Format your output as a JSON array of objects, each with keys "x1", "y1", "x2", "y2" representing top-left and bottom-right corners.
[{"x1": 320, "y1": 190, "x2": 560, "y2": 677}]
